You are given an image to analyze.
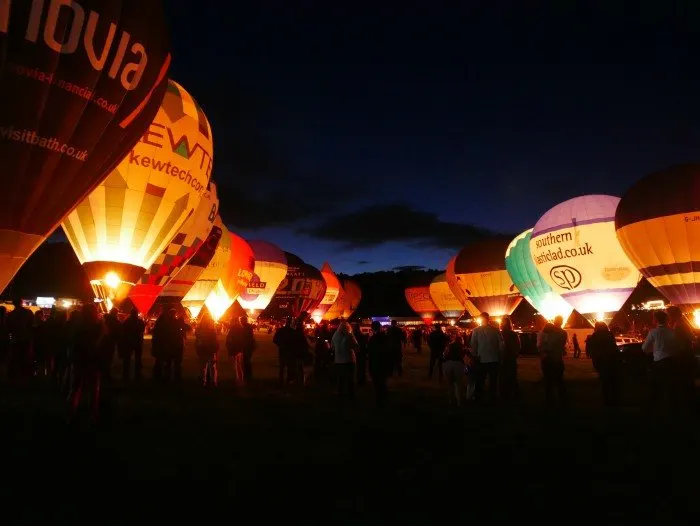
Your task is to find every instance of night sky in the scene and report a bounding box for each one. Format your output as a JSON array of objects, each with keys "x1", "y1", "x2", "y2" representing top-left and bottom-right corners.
[{"x1": 164, "y1": 2, "x2": 700, "y2": 274}]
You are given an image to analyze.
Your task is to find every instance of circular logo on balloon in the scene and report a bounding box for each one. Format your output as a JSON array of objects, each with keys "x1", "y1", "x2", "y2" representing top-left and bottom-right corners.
[
  {"x1": 550, "y1": 265, "x2": 582, "y2": 291},
  {"x1": 239, "y1": 273, "x2": 267, "y2": 301}
]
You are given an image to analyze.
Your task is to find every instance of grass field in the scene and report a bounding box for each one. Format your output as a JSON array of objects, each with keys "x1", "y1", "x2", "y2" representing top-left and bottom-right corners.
[{"x1": 1, "y1": 332, "x2": 698, "y2": 520}]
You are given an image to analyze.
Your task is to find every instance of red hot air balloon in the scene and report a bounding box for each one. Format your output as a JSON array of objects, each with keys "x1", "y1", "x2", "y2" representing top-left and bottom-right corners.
[
  {"x1": 405, "y1": 285, "x2": 439, "y2": 323},
  {"x1": 0, "y1": 0, "x2": 171, "y2": 293},
  {"x1": 263, "y1": 252, "x2": 326, "y2": 321}
]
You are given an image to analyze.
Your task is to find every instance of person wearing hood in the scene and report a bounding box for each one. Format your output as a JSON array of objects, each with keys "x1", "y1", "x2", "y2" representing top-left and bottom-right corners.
[{"x1": 537, "y1": 315, "x2": 568, "y2": 406}]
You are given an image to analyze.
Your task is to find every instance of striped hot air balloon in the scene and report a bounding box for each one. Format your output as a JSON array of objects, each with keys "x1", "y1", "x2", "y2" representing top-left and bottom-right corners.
[
  {"x1": 237, "y1": 241, "x2": 288, "y2": 320},
  {"x1": 451, "y1": 238, "x2": 523, "y2": 317},
  {"x1": 128, "y1": 182, "x2": 218, "y2": 315},
  {"x1": 616, "y1": 164, "x2": 700, "y2": 313},
  {"x1": 61, "y1": 80, "x2": 213, "y2": 307}
]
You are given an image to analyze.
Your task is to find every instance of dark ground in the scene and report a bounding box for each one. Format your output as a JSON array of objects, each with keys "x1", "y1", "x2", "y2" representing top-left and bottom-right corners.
[{"x1": 1, "y1": 333, "x2": 698, "y2": 521}]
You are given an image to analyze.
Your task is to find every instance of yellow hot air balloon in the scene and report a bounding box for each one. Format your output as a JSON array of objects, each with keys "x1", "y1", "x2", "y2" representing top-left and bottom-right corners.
[
  {"x1": 429, "y1": 273, "x2": 464, "y2": 320},
  {"x1": 237, "y1": 241, "x2": 288, "y2": 320},
  {"x1": 61, "y1": 80, "x2": 213, "y2": 307},
  {"x1": 445, "y1": 256, "x2": 481, "y2": 317},
  {"x1": 182, "y1": 220, "x2": 230, "y2": 319}
]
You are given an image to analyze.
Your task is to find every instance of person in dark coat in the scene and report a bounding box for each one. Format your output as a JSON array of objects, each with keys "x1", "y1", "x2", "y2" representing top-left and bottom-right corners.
[
  {"x1": 537, "y1": 315, "x2": 568, "y2": 406},
  {"x1": 412, "y1": 327, "x2": 424, "y2": 354},
  {"x1": 313, "y1": 321, "x2": 333, "y2": 383},
  {"x1": 226, "y1": 316, "x2": 256, "y2": 385},
  {"x1": 196, "y1": 310, "x2": 219, "y2": 387},
  {"x1": 572, "y1": 333, "x2": 582, "y2": 359},
  {"x1": 387, "y1": 320, "x2": 406, "y2": 377},
  {"x1": 667, "y1": 306, "x2": 696, "y2": 411},
  {"x1": 427, "y1": 325, "x2": 449, "y2": 381},
  {"x1": 120, "y1": 308, "x2": 145, "y2": 380},
  {"x1": 101, "y1": 308, "x2": 121, "y2": 381},
  {"x1": 586, "y1": 322, "x2": 621, "y2": 406},
  {"x1": 352, "y1": 322, "x2": 368, "y2": 386},
  {"x1": 499, "y1": 317, "x2": 521, "y2": 401},
  {"x1": 273, "y1": 317, "x2": 295, "y2": 385},
  {"x1": 367, "y1": 321, "x2": 391, "y2": 407}
]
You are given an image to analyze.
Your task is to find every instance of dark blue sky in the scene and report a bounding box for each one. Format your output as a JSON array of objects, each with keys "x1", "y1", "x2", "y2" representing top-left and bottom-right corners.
[{"x1": 166, "y1": 1, "x2": 700, "y2": 274}]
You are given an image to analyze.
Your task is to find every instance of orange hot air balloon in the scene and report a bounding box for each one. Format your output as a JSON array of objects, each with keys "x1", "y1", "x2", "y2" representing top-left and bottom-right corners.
[
  {"x1": 128, "y1": 182, "x2": 219, "y2": 315},
  {"x1": 405, "y1": 285, "x2": 439, "y2": 323},
  {"x1": 322, "y1": 283, "x2": 347, "y2": 321},
  {"x1": 311, "y1": 262, "x2": 341, "y2": 322},
  {"x1": 429, "y1": 273, "x2": 464, "y2": 319},
  {"x1": 452, "y1": 238, "x2": 523, "y2": 316},
  {"x1": 341, "y1": 279, "x2": 362, "y2": 318},
  {"x1": 0, "y1": 0, "x2": 171, "y2": 293},
  {"x1": 62, "y1": 80, "x2": 214, "y2": 307},
  {"x1": 615, "y1": 164, "x2": 700, "y2": 314},
  {"x1": 445, "y1": 256, "x2": 481, "y2": 317},
  {"x1": 203, "y1": 232, "x2": 254, "y2": 321}
]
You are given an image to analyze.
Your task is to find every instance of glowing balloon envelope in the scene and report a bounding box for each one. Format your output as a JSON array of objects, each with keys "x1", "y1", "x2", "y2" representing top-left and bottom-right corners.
[
  {"x1": 405, "y1": 285, "x2": 439, "y2": 323},
  {"x1": 531, "y1": 195, "x2": 640, "y2": 321},
  {"x1": 181, "y1": 222, "x2": 231, "y2": 319},
  {"x1": 615, "y1": 165, "x2": 700, "y2": 311},
  {"x1": 0, "y1": 0, "x2": 171, "y2": 294},
  {"x1": 429, "y1": 273, "x2": 464, "y2": 319},
  {"x1": 237, "y1": 241, "x2": 288, "y2": 320},
  {"x1": 452, "y1": 239, "x2": 523, "y2": 316},
  {"x1": 445, "y1": 256, "x2": 481, "y2": 317},
  {"x1": 505, "y1": 229, "x2": 573, "y2": 321},
  {"x1": 128, "y1": 182, "x2": 219, "y2": 314},
  {"x1": 311, "y1": 262, "x2": 341, "y2": 322},
  {"x1": 264, "y1": 253, "x2": 326, "y2": 320},
  {"x1": 62, "y1": 79, "x2": 213, "y2": 305}
]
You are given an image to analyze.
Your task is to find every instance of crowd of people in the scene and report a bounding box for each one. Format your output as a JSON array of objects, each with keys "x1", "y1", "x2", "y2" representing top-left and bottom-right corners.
[{"x1": 0, "y1": 296, "x2": 696, "y2": 424}]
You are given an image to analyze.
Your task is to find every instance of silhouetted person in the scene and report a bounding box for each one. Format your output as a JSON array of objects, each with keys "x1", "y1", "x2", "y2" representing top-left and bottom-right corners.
[
  {"x1": 572, "y1": 333, "x2": 582, "y2": 359},
  {"x1": 352, "y1": 322, "x2": 368, "y2": 385},
  {"x1": 387, "y1": 320, "x2": 406, "y2": 377},
  {"x1": 196, "y1": 310, "x2": 219, "y2": 387},
  {"x1": 643, "y1": 310, "x2": 677, "y2": 413},
  {"x1": 32, "y1": 310, "x2": 50, "y2": 376},
  {"x1": 226, "y1": 316, "x2": 255, "y2": 385},
  {"x1": 68, "y1": 304, "x2": 105, "y2": 424},
  {"x1": 273, "y1": 317, "x2": 295, "y2": 385},
  {"x1": 291, "y1": 317, "x2": 310, "y2": 385},
  {"x1": 443, "y1": 334, "x2": 466, "y2": 406},
  {"x1": 313, "y1": 321, "x2": 333, "y2": 382},
  {"x1": 587, "y1": 322, "x2": 621, "y2": 406},
  {"x1": 471, "y1": 312, "x2": 503, "y2": 403},
  {"x1": 7, "y1": 298, "x2": 34, "y2": 380},
  {"x1": 668, "y1": 306, "x2": 695, "y2": 411},
  {"x1": 46, "y1": 309, "x2": 68, "y2": 384},
  {"x1": 427, "y1": 324, "x2": 449, "y2": 381},
  {"x1": 120, "y1": 308, "x2": 145, "y2": 380},
  {"x1": 367, "y1": 321, "x2": 391, "y2": 407},
  {"x1": 500, "y1": 317, "x2": 521, "y2": 401},
  {"x1": 151, "y1": 312, "x2": 167, "y2": 380},
  {"x1": 538, "y1": 315, "x2": 568, "y2": 406},
  {"x1": 101, "y1": 308, "x2": 121, "y2": 381},
  {"x1": 332, "y1": 321, "x2": 358, "y2": 401}
]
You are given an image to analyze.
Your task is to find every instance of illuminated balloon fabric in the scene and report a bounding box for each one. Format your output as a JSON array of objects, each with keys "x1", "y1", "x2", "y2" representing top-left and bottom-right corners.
[
  {"x1": 128, "y1": 182, "x2": 219, "y2": 314},
  {"x1": 0, "y1": 0, "x2": 170, "y2": 294},
  {"x1": 61, "y1": 79, "x2": 213, "y2": 302},
  {"x1": 158, "y1": 217, "x2": 222, "y2": 305},
  {"x1": 237, "y1": 240, "x2": 287, "y2": 319},
  {"x1": 311, "y1": 262, "x2": 341, "y2": 320},
  {"x1": 452, "y1": 238, "x2": 523, "y2": 316},
  {"x1": 322, "y1": 283, "x2": 347, "y2": 321},
  {"x1": 445, "y1": 256, "x2": 481, "y2": 317},
  {"x1": 505, "y1": 229, "x2": 573, "y2": 321},
  {"x1": 429, "y1": 273, "x2": 464, "y2": 319},
  {"x1": 615, "y1": 164, "x2": 700, "y2": 308},
  {"x1": 182, "y1": 223, "x2": 231, "y2": 318},
  {"x1": 530, "y1": 195, "x2": 640, "y2": 317},
  {"x1": 405, "y1": 286, "x2": 439, "y2": 322},
  {"x1": 264, "y1": 252, "x2": 326, "y2": 319},
  {"x1": 341, "y1": 279, "x2": 362, "y2": 318}
]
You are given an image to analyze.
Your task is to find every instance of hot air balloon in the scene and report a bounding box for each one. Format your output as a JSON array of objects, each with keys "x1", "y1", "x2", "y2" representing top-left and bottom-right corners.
[
  {"x1": 615, "y1": 165, "x2": 700, "y2": 320},
  {"x1": 128, "y1": 182, "x2": 219, "y2": 315},
  {"x1": 451, "y1": 239, "x2": 523, "y2": 317},
  {"x1": 341, "y1": 279, "x2": 362, "y2": 318},
  {"x1": 0, "y1": 0, "x2": 171, "y2": 294},
  {"x1": 61, "y1": 79, "x2": 213, "y2": 307},
  {"x1": 531, "y1": 195, "x2": 640, "y2": 323},
  {"x1": 181, "y1": 222, "x2": 231, "y2": 319},
  {"x1": 311, "y1": 262, "x2": 341, "y2": 323},
  {"x1": 264, "y1": 253, "x2": 326, "y2": 321},
  {"x1": 322, "y1": 284, "x2": 347, "y2": 321},
  {"x1": 237, "y1": 241, "x2": 288, "y2": 320},
  {"x1": 445, "y1": 256, "x2": 481, "y2": 317},
  {"x1": 429, "y1": 273, "x2": 464, "y2": 320},
  {"x1": 203, "y1": 232, "x2": 254, "y2": 322},
  {"x1": 405, "y1": 285, "x2": 439, "y2": 323},
  {"x1": 505, "y1": 229, "x2": 573, "y2": 322},
  {"x1": 157, "y1": 219, "x2": 223, "y2": 312}
]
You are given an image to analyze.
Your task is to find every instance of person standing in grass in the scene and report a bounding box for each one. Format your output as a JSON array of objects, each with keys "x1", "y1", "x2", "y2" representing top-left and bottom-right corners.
[
  {"x1": 442, "y1": 334, "x2": 466, "y2": 407},
  {"x1": 332, "y1": 321, "x2": 359, "y2": 401},
  {"x1": 367, "y1": 321, "x2": 391, "y2": 407},
  {"x1": 196, "y1": 310, "x2": 219, "y2": 387}
]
